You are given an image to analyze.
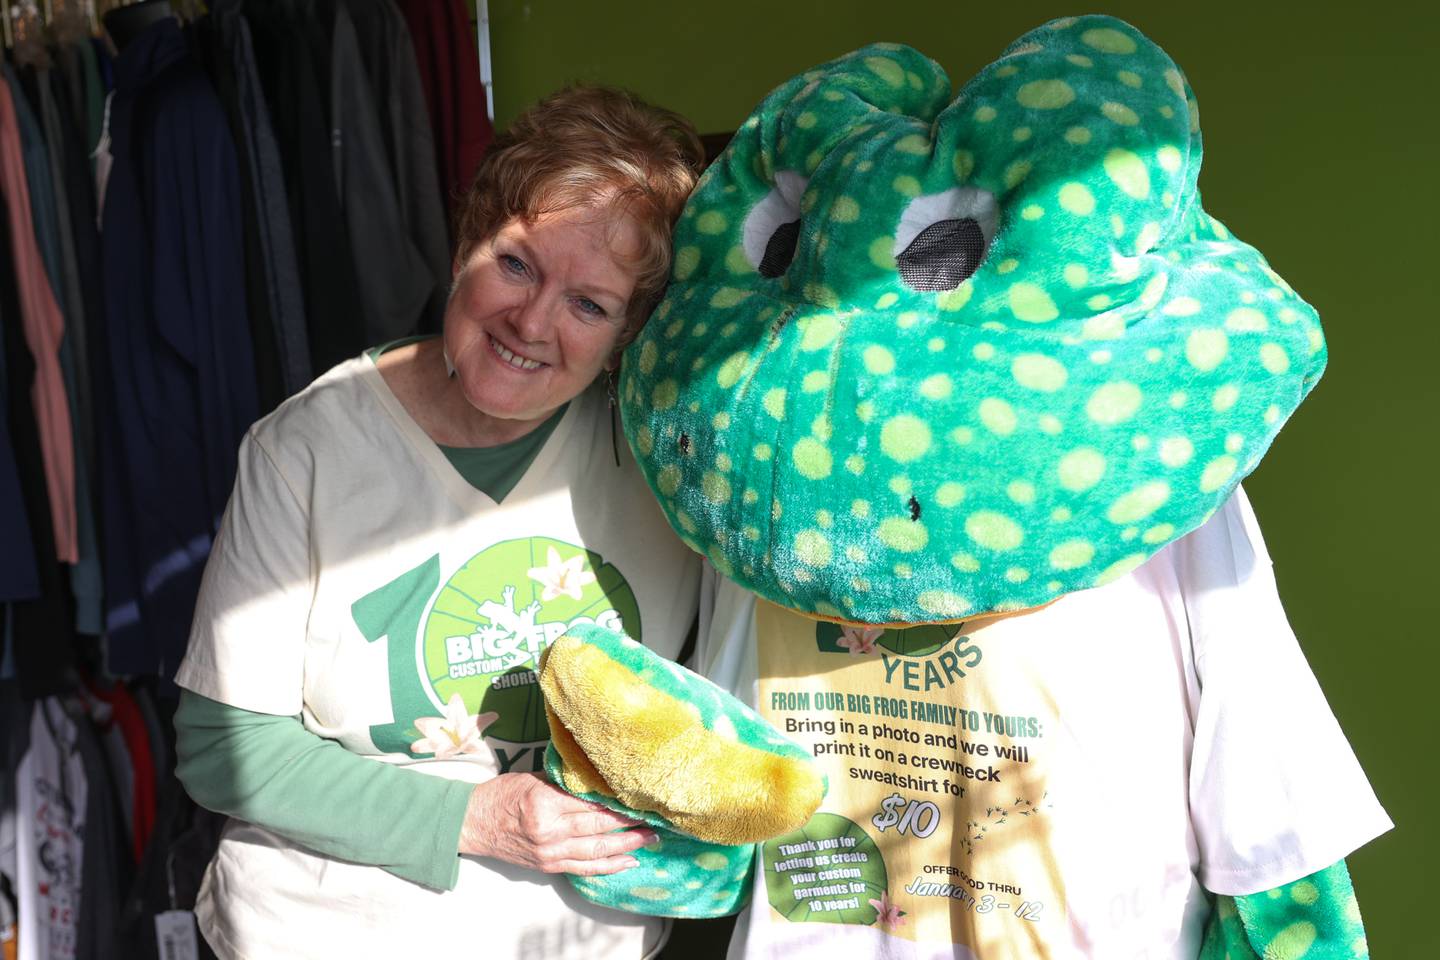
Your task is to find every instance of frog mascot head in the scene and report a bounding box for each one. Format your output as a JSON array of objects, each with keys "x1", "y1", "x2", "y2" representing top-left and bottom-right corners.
[
  {"x1": 545, "y1": 12, "x2": 1328, "y2": 926},
  {"x1": 623, "y1": 14, "x2": 1323, "y2": 625}
]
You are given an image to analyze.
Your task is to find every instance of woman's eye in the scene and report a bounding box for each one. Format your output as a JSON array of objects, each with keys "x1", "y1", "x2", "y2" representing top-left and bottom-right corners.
[
  {"x1": 500, "y1": 254, "x2": 528, "y2": 276},
  {"x1": 574, "y1": 297, "x2": 607, "y2": 318}
]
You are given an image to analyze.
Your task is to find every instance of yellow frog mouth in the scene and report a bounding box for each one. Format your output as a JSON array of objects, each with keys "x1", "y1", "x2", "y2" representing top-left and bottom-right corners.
[{"x1": 541, "y1": 634, "x2": 824, "y2": 846}]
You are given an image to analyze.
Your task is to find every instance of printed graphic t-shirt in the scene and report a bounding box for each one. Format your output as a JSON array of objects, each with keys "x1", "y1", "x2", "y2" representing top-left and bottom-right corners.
[
  {"x1": 175, "y1": 355, "x2": 701, "y2": 960},
  {"x1": 698, "y1": 489, "x2": 1390, "y2": 960}
]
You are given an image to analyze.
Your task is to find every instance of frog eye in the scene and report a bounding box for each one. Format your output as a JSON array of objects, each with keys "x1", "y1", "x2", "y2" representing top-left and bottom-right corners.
[
  {"x1": 893, "y1": 187, "x2": 999, "y2": 291},
  {"x1": 759, "y1": 221, "x2": 801, "y2": 278},
  {"x1": 742, "y1": 171, "x2": 809, "y2": 278}
]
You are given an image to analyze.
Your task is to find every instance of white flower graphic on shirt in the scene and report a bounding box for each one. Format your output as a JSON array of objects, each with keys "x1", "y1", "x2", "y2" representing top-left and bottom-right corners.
[
  {"x1": 838, "y1": 626, "x2": 884, "y2": 656},
  {"x1": 527, "y1": 546, "x2": 597, "y2": 602},
  {"x1": 410, "y1": 694, "x2": 499, "y2": 759}
]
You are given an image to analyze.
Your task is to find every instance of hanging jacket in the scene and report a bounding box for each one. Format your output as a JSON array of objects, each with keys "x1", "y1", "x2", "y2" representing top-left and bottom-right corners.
[
  {"x1": 340, "y1": 0, "x2": 451, "y2": 322},
  {"x1": 322, "y1": 0, "x2": 443, "y2": 343},
  {"x1": 98, "y1": 17, "x2": 256, "y2": 680},
  {"x1": 243, "y1": 0, "x2": 368, "y2": 376},
  {"x1": 203, "y1": 0, "x2": 313, "y2": 402}
]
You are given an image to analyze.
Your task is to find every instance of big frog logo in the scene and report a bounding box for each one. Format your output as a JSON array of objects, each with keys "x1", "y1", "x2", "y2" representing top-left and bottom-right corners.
[
  {"x1": 422, "y1": 538, "x2": 641, "y2": 743},
  {"x1": 353, "y1": 538, "x2": 640, "y2": 755}
]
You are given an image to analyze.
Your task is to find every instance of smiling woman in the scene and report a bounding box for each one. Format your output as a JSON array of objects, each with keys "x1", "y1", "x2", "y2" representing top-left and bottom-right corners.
[
  {"x1": 439, "y1": 208, "x2": 645, "y2": 440},
  {"x1": 169, "y1": 87, "x2": 708, "y2": 960}
]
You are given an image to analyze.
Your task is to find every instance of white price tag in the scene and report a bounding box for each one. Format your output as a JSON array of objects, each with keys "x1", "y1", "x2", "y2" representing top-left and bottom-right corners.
[{"x1": 154, "y1": 910, "x2": 199, "y2": 960}]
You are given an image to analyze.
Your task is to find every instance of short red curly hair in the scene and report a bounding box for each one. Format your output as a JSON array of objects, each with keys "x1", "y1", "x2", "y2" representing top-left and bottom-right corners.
[{"x1": 453, "y1": 86, "x2": 704, "y2": 332}]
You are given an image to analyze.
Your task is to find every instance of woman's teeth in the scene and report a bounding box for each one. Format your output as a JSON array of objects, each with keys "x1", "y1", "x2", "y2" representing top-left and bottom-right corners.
[{"x1": 491, "y1": 337, "x2": 543, "y2": 370}]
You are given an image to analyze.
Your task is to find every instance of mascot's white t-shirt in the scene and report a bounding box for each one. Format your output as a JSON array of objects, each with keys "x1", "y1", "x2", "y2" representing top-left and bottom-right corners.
[
  {"x1": 698, "y1": 489, "x2": 1389, "y2": 960},
  {"x1": 176, "y1": 356, "x2": 701, "y2": 960}
]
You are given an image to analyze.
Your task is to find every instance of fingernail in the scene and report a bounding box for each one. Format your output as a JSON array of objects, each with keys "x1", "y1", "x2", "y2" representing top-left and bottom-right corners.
[
  {"x1": 622, "y1": 857, "x2": 639, "y2": 869},
  {"x1": 641, "y1": 831, "x2": 662, "y2": 848}
]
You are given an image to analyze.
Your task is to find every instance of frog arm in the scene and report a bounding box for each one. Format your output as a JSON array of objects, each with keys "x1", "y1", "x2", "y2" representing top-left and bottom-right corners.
[{"x1": 1199, "y1": 860, "x2": 1369, "y2": 959}]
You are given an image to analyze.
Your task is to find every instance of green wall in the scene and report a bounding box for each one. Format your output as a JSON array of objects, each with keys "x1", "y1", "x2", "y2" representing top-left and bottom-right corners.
[{"x1": 490, "y1": 2, "x2": 1438, "y2": 952}]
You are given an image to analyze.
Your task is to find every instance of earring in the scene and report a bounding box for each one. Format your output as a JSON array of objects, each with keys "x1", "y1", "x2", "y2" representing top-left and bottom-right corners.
[
  {"x1": 443, "y1": 346, "x2": 457, "y2": 378},
  {"x1": 606, "y1": 367, "x2": 621, "y2": 466}
]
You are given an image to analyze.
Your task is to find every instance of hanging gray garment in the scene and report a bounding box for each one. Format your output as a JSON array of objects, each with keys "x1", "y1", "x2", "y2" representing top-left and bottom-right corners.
[
  {"x1": 343, "y1": 0, "x2": 451, "y2": 307},
  {"x1": 330, "y1": 0, "x2": 438, "y2": 343},
  {"x1": 212, "y1": 0, "x2": 312, "y2": 395}
]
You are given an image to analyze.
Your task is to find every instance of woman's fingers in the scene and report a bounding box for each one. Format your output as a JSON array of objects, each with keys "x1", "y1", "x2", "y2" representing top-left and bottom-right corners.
[
  {"x1": 459, "y1": 772, "x2": 656, "y2": 874},
  {"x1": 551, "y1": 854, "x2": 647, "y2": 877},
  {"x1": 532, "y1": 827, "x2": 657, "y2": 875},
  {"x1": 553, "y1": 804, "x2": 646, "y2": 839}
]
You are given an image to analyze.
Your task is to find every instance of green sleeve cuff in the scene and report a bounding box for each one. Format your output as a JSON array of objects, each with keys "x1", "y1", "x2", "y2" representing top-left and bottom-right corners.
[
  {"x1": 1199, "y1": 860, "x2": 1368, "y2": 959},
  {"x1": 427, "y1": 778, "x2": 474, "y2": 891},
  {"x1": 175, "y1": 690, "x2": 475, "y2": 891}
]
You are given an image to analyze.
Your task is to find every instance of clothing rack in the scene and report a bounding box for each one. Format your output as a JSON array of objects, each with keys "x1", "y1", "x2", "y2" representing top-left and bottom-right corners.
[
  {"x1": 1, "y1": 2, "x2": 494, "y2": 955},
  {"x1": 1, "y1": 0, "x2": 103, "y2": 52}
]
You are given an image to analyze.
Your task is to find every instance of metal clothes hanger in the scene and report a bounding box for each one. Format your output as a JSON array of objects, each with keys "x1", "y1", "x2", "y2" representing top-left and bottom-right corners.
[
  {"x1": 11, "y1": 0, "x2": 52, "y2": 69},
  {"x1": 100, "y1": 0, "x2": 172, "y2": 52}
]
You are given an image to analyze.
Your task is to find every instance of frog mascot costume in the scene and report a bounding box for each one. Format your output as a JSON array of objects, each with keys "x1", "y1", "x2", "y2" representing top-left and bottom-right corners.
[{"x1": 613, "y1": 14, "x2": 1391, "y2": 959}]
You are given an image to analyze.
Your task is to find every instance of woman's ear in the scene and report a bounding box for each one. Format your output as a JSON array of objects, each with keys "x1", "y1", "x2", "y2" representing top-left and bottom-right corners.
[
  {"x1": 608, "y1": 327, "x2": 638, "y2": 369},
  {"x1": 452, "y1": 243, "x2": 478, "y2": 284}
]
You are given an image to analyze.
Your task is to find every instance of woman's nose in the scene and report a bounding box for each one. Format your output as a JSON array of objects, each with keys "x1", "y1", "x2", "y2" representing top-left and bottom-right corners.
[{"x1": 510, "y1": 293, "x2": 556, "y2": 344}]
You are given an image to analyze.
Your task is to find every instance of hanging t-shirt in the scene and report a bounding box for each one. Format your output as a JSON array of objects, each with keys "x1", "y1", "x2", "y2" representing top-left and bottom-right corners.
[
  {"x1": 175, "y1": 354, "x2": 701, "y2": 959},
  {"x1": 698, "y1": 489, "x2": 1390, "y2": 960},
  {"x1": 14, "y1": 699, "x2": 87, "y2": 960}
]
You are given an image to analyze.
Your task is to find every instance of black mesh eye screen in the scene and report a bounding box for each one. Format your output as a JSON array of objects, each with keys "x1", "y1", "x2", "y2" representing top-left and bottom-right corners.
[
  {"x1": 759, "y1": 219, "x2": 802, "y2": 278},
  {"x1": 896, "y1": 218, "x2": 986, "y2": 291}
]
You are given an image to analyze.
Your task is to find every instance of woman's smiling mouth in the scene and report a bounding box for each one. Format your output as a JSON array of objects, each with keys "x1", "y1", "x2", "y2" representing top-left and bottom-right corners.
[{"x1": 490, "y1": 335, "x2": 546, "y2": 371}]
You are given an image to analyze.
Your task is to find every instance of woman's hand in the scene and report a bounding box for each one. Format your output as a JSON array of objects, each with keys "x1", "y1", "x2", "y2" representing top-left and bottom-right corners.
[{"x1": 458, "y1": 772, "x2": 655, "y2": 875}]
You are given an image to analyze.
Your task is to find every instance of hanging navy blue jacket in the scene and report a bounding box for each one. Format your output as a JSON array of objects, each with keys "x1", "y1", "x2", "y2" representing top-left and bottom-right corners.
[
  {"x1": 0, "y1": 279, "x2": 40, "y2": 606},
  {"x1": 99, "y1": 19, "x2": 257, "y2": 679}
]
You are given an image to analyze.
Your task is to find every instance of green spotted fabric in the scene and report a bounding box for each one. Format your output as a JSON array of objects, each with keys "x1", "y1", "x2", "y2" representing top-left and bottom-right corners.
[
  {"x1": 542, "y1": 623, "x2": 824, "y2": 917},
  {"x1": 1200, "y1": 861, "x2": 1370, "y2": 959},
  {"x1": 621, "y1": 15, "x2": 1325, "y2": 623},
  {"x1": 542, "y1": 740, "x2": 757, "y2": 918}
]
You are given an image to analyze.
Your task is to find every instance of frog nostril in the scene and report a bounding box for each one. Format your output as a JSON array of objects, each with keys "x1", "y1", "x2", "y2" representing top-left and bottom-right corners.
[
  {"x1": 897, "y1": 218, "x2": 986, "y2": 291},
  {"x1": 759, "y1": 220, "x2": 802, "y2": 278}
]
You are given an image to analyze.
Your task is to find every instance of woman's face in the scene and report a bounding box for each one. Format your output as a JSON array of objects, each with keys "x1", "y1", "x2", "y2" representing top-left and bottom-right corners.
[{"x1": 444, "y1": 207, "x2": 642, "y2": 428}]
